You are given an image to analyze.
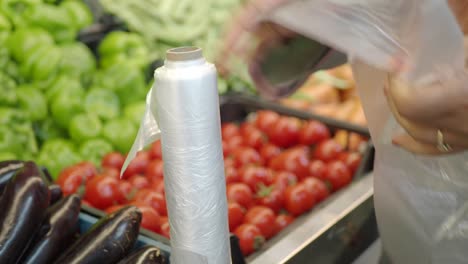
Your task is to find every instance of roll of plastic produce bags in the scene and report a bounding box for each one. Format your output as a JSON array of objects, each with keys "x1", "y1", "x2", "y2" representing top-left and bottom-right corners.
[{"x1": 265, "y1": 0, "x2": 468, "y2": 263}]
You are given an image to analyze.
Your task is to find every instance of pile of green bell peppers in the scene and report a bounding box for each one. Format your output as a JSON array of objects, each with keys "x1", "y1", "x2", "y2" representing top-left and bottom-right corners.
[{"x1": 0, "y1": 0, "x2": 152, "y2": 179}]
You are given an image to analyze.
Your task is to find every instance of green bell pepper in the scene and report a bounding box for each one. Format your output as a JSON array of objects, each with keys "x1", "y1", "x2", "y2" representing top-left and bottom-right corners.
[
  {"x1": 33, "y1": 119, "x2": 67, "y2": 146},
  {"x1": 0, "y1": 107, "x2": 26, "y2": 124},
  {"x1": 0, "y1": 46, "x2": 9, "y2": 71},
  {"x1": 46, "y1": 75, "x2": 83, "y2": 101},
  {"x1": 22, "y1": 3, "x2": 76, "y2": 43},
  {"x1": 60, "y1": 0, "x2": 93, "y2": 30},
  {"x1": 68, "y1": 113, "x2": 102, "y2": 143},
  {"x1": 84, "y1": 88, "x2": 120, "y2": 121},
  {"x1": 6, "y1": 27, "x2": 54, "y2": 62},
  {"x1": 37, "y1": 138, "x2": 81, "y2": 178},
  {"x1": 4, "y1": 60, "x2": 21, "y2": 82},
  {"x1": 13, "y1": 121, "x2": 39, "y2": 159},
  {"x1": 79, "y1": 138, "x2": 114, "y2": 166},
  {"x1": 98, "y1": 31, "x2": 150, "y2": 70},
  {"x1": 59, "y1": 42, "x2": 96, "y2": 81},
  {"x1": 16, "y1": 84, "x2": 48, "y2": 121},
  {"x1": 1, "y1": 0, "x2": 40, "y2": 28},
  {"x1": 0, "y1": 108, "x2": 38, "y2": 159},
  {"x1": 0, "y1": 71, "x2": 17, "y2": 106},
  {"x1": 0, "y1": 152, "x2": 17, "y2": 161},
  {"x1": 103, "y1": 118, "x2": 137, "y2": 153},
  {"x1": 0, "y1": 126, "x2": 23, "y2": 158},
  {"x1": 94, "y1": 63, "x2": 148, "y2": 107},
  {"x1": 123, "y1": 102, "x2": 146, "y2": 126},
  {"x1": 20, "y1": 43, "x2": 62, "y2": 81},
  {"x1": 50, "y1": 87, "x2": 85, "y2": 129},
  {"x1": 0, "y1": 10, "x2": 11, "y2": 31}
]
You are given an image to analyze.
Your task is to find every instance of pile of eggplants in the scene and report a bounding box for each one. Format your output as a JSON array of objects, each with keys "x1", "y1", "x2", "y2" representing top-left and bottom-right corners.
[{"x1": 0, "y1": 160, "x2": 167, "y2": 264}]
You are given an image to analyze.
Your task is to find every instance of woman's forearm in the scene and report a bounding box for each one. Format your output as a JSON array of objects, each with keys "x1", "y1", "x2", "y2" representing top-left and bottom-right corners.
[{"x1": 448, "y1": 0, "x2": 468, "y2": 34}]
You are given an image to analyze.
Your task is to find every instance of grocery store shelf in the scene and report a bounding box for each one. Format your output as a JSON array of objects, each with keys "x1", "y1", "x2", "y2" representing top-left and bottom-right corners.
[{"x1": 248, "y1": 173, "x2": 376, "y2": 264}]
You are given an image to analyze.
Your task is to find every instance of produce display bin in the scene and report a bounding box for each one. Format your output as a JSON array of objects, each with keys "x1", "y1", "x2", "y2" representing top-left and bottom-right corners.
[
  {"x1": 81, "y1": 94, "x2": 375, "y2": 263},
  {"x1": 219, "y1": 94, "x2": 376, "y2": 263}
]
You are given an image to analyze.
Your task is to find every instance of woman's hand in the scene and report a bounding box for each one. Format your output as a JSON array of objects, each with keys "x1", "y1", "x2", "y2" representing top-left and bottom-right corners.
[
  {"x1": 385, "y1": 71, "x2": 468, "y2": 155},
  {"x1": 217, "y1": 0, "x2": 289, "y2": 75}
]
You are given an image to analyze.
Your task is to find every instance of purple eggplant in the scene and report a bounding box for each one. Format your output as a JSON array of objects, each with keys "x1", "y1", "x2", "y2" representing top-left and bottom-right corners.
[
  {"x1": 48, "y1": 184, "x2": 63, "y2": 205},
  {"x1": 0, "y1": 160, "x2": 24, "y2": 194},
  {"x1": 117, "y1": 246, "x2": 167, "y2": 264},
  {"x1": 20, "y1": 195, "x2": 81, "y2": 264},
  {"x1": 0, "y1": 161, "x2": 50, "y2": 264},
  {"x1": 53, "y1": 206, "x2": 142, "y2": 264}
]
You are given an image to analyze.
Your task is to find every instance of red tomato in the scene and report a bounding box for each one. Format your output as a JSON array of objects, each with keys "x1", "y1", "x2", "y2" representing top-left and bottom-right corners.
[
  {"x1": 284, "y1": 184, "x2": 315, "y2": 216},
  {"x1": 228, "y1": 202, "x2": 245, "y2": 232},
  {"x1": 222, "y1": 141, "x2": 229, "y2": 157},
  {"x1": 225, "y1": 136, "x2": 245, "y2": 156},
  {"x1": 255, "y1": 110, "x2": 280, "y2": 132},
  {"x1": 160, "y1": 217, "x2": 170, "y2": 238},
  {"x1": 308, "y1": 160, "x2": 327, "y2": 180},
  {"x1": 84, "y1": 175, "x2": 124, "y2": 209},
  {"x1": 326, "y1": 161, "x2": 352, "y2": 191},
  {"x1": 234, "y1": 224, "x2": 265, "y2": 256},
  {"x1": 313, "y1": 139, "x2": 344, "y2": 162},
  {"x1": 259, "y1": 143, "x2": 281, "y2": 164},
  {"x1": 256, "y1": 186, "x2": 284, "y2": 214},
  {"x1": 302, "y1": 177, "x2": 330, "y2": 202},
  {"x1": 232, "y1": 147, "x2": 263, "y2": 168},
  {"x1": 226, "y1": 183, "x2": 254, "y2": 209},
  {"x1": 239, "y1": 122, "x2": 257, "y2": 137},
  {"x1": 298, "y1": 121, "x2": 330, "y2": 145},
  {"x1": 82, "y1": 200, "x2": 92, "y2": 207},
  {"x1": 105, "y1": 204, "x2": 124, "y2": 214},
  {"x1": 129, "y1": 202, "x2": 161, "y2": 233},
  {"x1": 149, "y1": 141, "x2": 163, "y2": 160},
  {"x1": 118, "y1": 180, "x2": 134, "y2": 201},
  {"x1": 154, "y1": 179, "x2": 165, "y2": 194},
  {"x1": 75, "y1": 161, "x2": 98, "y2": 180},
  {"x1": 225, "y1": 166, "x2": 240, "y2": 184},
  {"x1": 101, "y1": 152, "x2": 125, "y2": 170},
  {"x1": 56, "y1": 166, "x2": 89, "y2": 196},
  {"x1": 133, "y1": 189, "x2": 168, "y2": 216},
  {"x1": 273, "y1": 171, "x2": 298, "y2": 192},
  {"x1": 101, "y1": 167, "x2": 120, "y2": 178},
  {"x1": 145, "y1": 160, "x2": 164, "y2": 182},
  {"x1": 122, "y1": 151, "x2": 150, "y2": 179},
  {"x1": 269, "y1": 147, "x2": 310, "y2": 180},
  {"x1": 266, "y1": 117, "x2": 301, "y2": 148},
  {"x1": 222, "y1": 122, "x2": 240, "y2": 139},
  {"x1": 128, "y1": 175, "x2": 150, "y2": 190},
  {"x1": 338, "y1": 152, "x2": 362, "y2": 174},
  {"x1": 275, "y1": 214, "x2": 295, "y2": 233},
  {"x1": 224, "y1": 157, "x2": 235, "y2": 168},
  {"x1": 244, "y1": 206, "x2": 277, "y2": 239},
  {"x1": 243, "y1": 129, "x2": 264, "y2": 150},
  {"x1": 239, "y1": 166, "x2": 273, "y2": 192}
]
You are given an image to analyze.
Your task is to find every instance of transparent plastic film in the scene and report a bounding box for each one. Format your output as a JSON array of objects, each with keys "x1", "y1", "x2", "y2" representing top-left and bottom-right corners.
[
  {"x1": 267, "y1": 0, "x2": 468, "y2": 263},
  {"x1": 122, "y1": 47, "x2": 230, "y2": 264}
]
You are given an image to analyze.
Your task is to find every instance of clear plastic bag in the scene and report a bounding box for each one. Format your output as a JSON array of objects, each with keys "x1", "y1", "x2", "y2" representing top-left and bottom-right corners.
[{"x1": 267, "y1": 0, "x2": 468, "y2": 262}]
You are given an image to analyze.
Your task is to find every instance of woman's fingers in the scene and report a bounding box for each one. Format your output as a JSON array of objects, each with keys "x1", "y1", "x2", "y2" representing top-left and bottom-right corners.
[
  {"x1": 385, "y1": 76, "x2": 468, "y2": 149},
  {"x1": 392, "y1": 133, "x2": 462, "y2": 155}
]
